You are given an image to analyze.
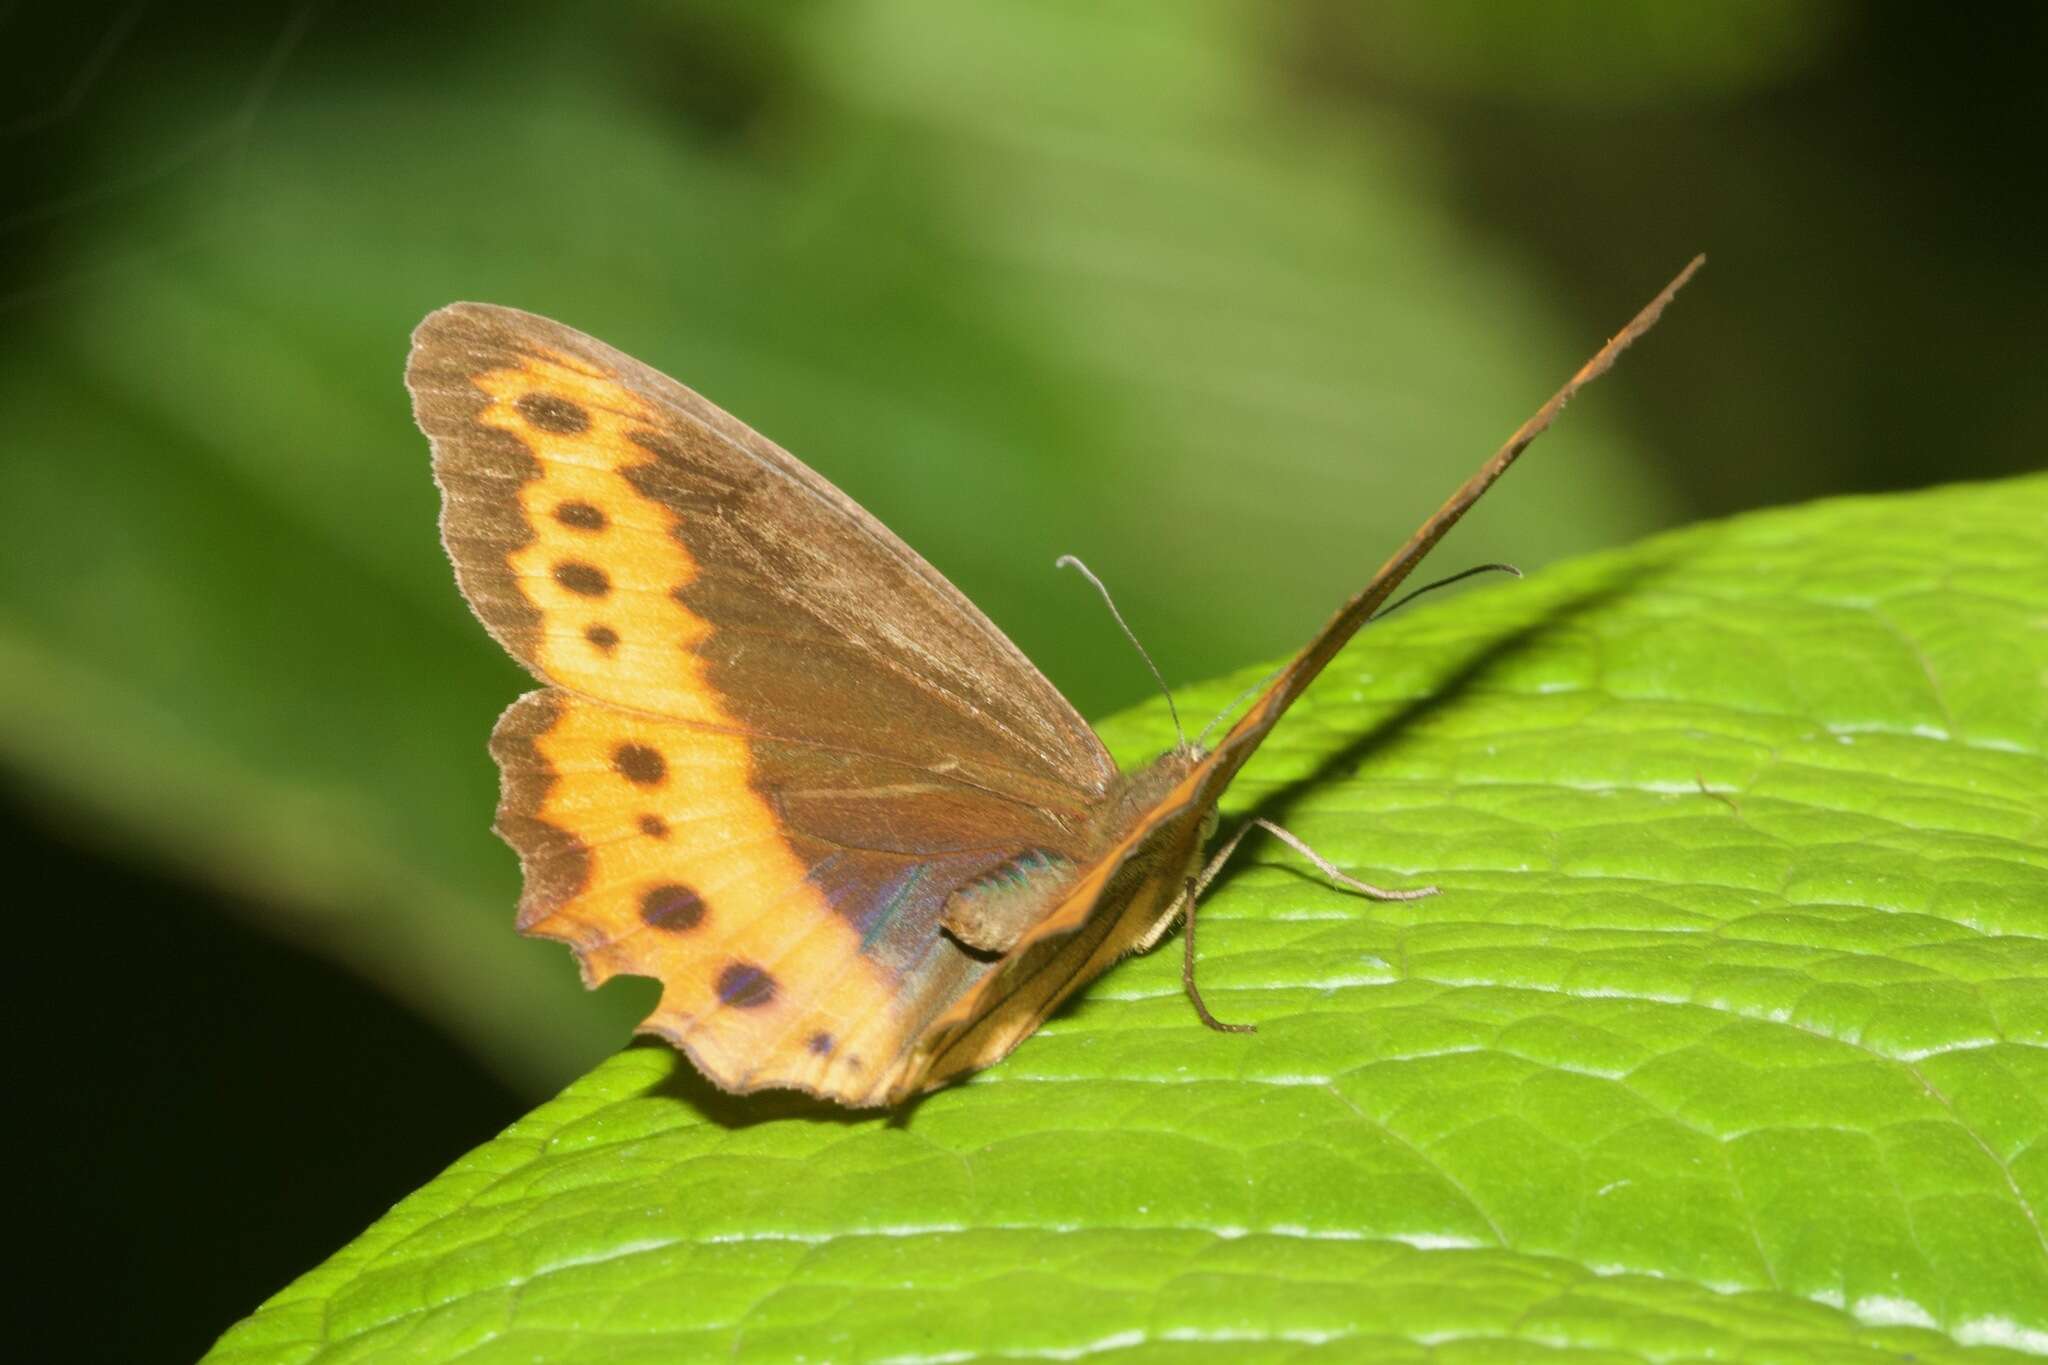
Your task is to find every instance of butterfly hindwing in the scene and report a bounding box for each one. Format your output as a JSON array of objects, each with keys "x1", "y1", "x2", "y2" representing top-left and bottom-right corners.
[
  {"x1": 492, "y1": 689, "x2": 889, "y2": 1097},
  {"x1": 492, "y1": 679, "x2": 1121, "y2": 1102}
]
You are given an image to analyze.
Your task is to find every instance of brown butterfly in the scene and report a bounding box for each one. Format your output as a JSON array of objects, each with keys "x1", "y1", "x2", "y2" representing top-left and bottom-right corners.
[{"x1": 409, "y1": 256, "x2": 1701, "y2": 1107}]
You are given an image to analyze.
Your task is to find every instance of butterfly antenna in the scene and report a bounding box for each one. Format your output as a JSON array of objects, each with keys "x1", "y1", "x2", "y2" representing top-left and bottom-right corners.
[
  {"x1": 1196, "y1": 665, "x2": 1285, "y2": 750},
  {"x1": 1371, "y1": 561, "x2": 1522, "y2": 621},
  {"x1": 1192, "y1": 562, "x2": 1520, "y2": 747},
  {"x1": 1057, "y1": 554, "x2": 1185, "y2": 747}
]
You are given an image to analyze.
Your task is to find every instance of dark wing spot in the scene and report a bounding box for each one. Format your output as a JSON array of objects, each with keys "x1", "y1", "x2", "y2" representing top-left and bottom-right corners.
[
  {"x1": 640, "y1": 883, "x2": 705, "y2": 932},
  {"x1": 613, "y1": 743, "x2": 666, "y2": 786},
  {"x1": 628, "y1": 428, "x2": 687, "y2": 464},
  {"x1": 517, "y1": 392, "x2": 589, "y2": 434},
  {"x1": 554, "y1": 501, "x2": 607, "y2": 531},
  {"x1": 716, "y1": 961, "x2": 777, "y2": 1009},
  {"x1": 638, "y1": 814, "x2": 670, "y2": 839},
  {"x1": 806, "y1": 1032, "x2": 834, "y2": 1056},
  {"x1": 553, "y1": 562, "x2": 610, "y2": 597},
  {"x1": 584, "y1": 623, "x2": 619, "y2": 654}
]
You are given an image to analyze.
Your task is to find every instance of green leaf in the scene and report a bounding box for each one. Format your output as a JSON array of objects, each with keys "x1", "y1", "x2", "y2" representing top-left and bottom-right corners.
[{"x1": 205, "y1": 475, "x2": 2048, "y2": 1363}]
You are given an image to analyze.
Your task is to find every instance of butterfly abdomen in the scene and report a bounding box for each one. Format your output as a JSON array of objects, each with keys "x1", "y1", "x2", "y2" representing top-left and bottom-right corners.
[{"x1": 939, "y1": 848, "x2": 1080, "y2": 954}]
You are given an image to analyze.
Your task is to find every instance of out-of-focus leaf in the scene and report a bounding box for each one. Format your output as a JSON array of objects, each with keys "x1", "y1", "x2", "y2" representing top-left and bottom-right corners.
[
  {"x1": 1309, "y1": 0, "x2": 1848, "y2": 106},
  {"x1": 0, "y1": 0, "x2": 1679, "y2": 1086},
  {"x1": 205, "y1": 476, "x2": 2048, "y2": 1362}
]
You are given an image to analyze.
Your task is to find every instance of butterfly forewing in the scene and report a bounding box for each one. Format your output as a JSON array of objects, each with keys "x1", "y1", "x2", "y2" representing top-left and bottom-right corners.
[
  {"x1": 411, "y1": 303, "x2": 1117, "y2": 1103},
  {"x1": 411, "y1": 303, "x2": 1114, "y2": 800}
]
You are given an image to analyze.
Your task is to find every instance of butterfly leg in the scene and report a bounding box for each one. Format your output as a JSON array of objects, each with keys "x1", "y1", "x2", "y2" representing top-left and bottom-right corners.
[
  {"x1": 1151, "y1": 820, "x2": 1268, "y2": 1033},
  {"x1": 1181, "y1": 876, "x2": 1256, "y2": 1034},
  {"x1": 1138, "y1": 816, "x2": 1435, "y2": 958},
  {"x1": 1134, "y1": 817, "x2": 1256, "y2": 954},
  {"x1": 1245, "y1": 818, "x2": 1438, "y2": 902},
  {"x1": 1162, "y1": 817, "x2": 1438, "y2": 1034}
]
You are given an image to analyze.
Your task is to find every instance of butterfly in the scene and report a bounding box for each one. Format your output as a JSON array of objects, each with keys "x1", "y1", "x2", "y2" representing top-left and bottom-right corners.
[{"x1": 409, "y1": 257, "x2": 1700, "y2": 1107}]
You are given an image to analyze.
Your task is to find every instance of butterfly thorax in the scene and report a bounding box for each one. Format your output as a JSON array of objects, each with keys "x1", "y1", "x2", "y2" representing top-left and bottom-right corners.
[
  {"x1": 936, "y1": 743, "x2": 1211, "y2": 957},
  {"x1": 1100, "y1": 742, "x2": 1209, "y2": 842},
  {"x1": 1095, "y1": 741, "x2": 1221, "y2": 917},
  {"x1": 922, "y1": 739, "x2": 1218, "y2": 1094}
]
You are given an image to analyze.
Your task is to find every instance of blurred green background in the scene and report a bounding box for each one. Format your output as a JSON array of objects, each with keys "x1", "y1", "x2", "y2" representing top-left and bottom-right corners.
[{"x1": 3, "y1": 2, "x2": 2041, "y2": 1359}]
